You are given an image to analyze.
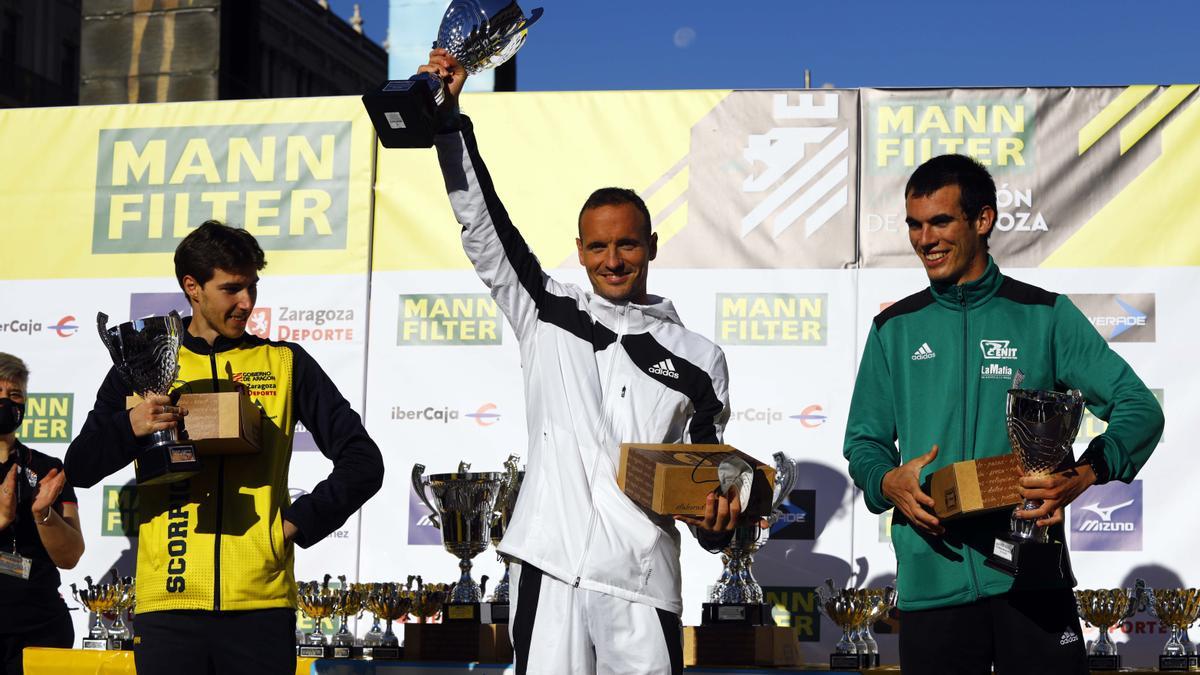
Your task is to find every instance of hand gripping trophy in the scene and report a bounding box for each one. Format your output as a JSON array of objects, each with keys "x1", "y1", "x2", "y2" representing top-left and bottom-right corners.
[
  {"x1": 700, "y1": 451, "x2": 796, "y2": 626},
  {"x1": 97, "y1": 311, "x2": 199, "y2": 485},
  {"x1": 362, "y1": 0, "x2": 543, "y2": 148}
]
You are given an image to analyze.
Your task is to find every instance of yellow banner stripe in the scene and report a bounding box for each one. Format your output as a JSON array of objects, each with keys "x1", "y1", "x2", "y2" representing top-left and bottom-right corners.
[
  {"x1": 1077, "y1": 85, "x2": 1154, "y2": 155},
  {"x1": 1119, "y1": 84, "x2": 1198, "y2": 154}
]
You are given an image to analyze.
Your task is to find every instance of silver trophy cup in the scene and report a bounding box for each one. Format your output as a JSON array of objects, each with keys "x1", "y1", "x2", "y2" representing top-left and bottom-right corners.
[
  {"x1": 97, "y1": 311, "x2": 199, "y2": 485},
  {"x1": 362, "y1": 0, "x2": 543, "y2": 148},
  {"x1": 412, "y1": 458, "x2": 518, "y2": 609},
  {"x1": 702, "y1": 452, "x2": 796, "y2": 624},
  {"x1": 985, "y1": 388, "x2": 1083, "y2": 578},
  {"x1": 488, "y1": 455, "x2": 523, "y2": 607}
]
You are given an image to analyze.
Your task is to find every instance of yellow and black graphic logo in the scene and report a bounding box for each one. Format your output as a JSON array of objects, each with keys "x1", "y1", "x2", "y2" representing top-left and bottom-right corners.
[
  {"x1": 1078, "y1": 85, "x2": 1198, "y2": 156},
  {"x1": 18, "y1": 393, "x2": 72, "y2": 443},
  {"x1": 93, "y1": 122, "x2": 352, "y2": 253},
  {"x1": 762, "y1": 586, "x2": 821, "y2": 642},
  {"x1": 397, "y1": 293, "x2": 501, "y2": 346},
  {"x1": 716, "y1": 293, "x2": 827, "y2": 345}
]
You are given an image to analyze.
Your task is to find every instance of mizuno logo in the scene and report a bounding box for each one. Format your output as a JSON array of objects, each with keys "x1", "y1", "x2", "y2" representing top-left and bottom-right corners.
[
  {"x1": 649, "y1": 359, "x2": 680, "y2": 379},
  {"x1": 1078, "y1": 499, "x2": 1135, "y2": 522},
  {"x1": 911, "y1": 343, "x2": 936, "y2": 361}
]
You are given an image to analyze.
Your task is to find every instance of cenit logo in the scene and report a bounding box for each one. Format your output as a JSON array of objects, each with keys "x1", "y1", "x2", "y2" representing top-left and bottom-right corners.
[
  {"x1": 397, "y1": 294, "x2": 501, "y2": 346},
  {"x1": 93, "y1": 122, "x2": 352, "y2": 253},
  {"x1": 1068, "y1": 293, "x2": 1156, "y2": 343},
  {"x1": 790, "y1": 404, "x2": 827, "y2": 428},
  {"x1": 1070, "y1": 480, "x2": 1142, "y2": 551},
  {"x1": 465, "y1": 403, "x2": 501, "y2": 427},
  {"x1": 49, "y1": 316, "x2": 78, "y2": 338},
  {"x1": 18, "y1": 394, "x2": 72, "y2": 443},
  {"x1": 716, "y1": 293, "x2": 827, "y2": 346},
  {"x1": 980, "y1": 339, "x2": 1018, "y2": 360}
]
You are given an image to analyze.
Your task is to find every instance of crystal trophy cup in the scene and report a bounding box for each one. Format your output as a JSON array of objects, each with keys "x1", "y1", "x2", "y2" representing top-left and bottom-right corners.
[
  {"x1": 817, "y1": 580, "x2": 870, "y2": 670},
  {"x1": 1148, "y1": 587, "x2": 1200, "y2": 671},
  {"x1": 98, "y1": 311, "x2": 200, "y2": 485},
  {"x1": 1075, "y1": 582, "x2": 1142, "y2": 670},
  {"x1": 984, "y1": 389, "x2": 1084, "y2": 579},
  {"x1": 296, "y1": 576, "x2": 339, "y2": 658},
  {"x1": 487, "y1": 455, "x2": 523, "y2": 623},
  {"x1": 73, "y1": 576, "x2": 123, "y2": 650},
  {"x1": 412, "y1": 457, "x2": 518, "y2": 622},
  {"x1": 701, "y1": 452, "x2": 796, "y2": 625},
  {"x1": 362, "y1": 0, "x2": 543, "y2": 148}
]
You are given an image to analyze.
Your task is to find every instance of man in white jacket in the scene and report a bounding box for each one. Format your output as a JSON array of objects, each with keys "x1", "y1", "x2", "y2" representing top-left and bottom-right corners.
[{"x1": 422, "y1": 50, "x2": 741, "y2": 675}]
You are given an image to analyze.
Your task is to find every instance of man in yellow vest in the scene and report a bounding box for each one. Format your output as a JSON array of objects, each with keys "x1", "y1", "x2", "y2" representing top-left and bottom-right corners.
[{"x1": 66, "y1": 221, "x2": 384, "y2": 675}]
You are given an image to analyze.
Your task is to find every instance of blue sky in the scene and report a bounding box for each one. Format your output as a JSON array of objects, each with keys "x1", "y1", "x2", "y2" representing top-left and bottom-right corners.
[{"x1": 333, "y1": 1, "x2": 1198, "y2": 91}]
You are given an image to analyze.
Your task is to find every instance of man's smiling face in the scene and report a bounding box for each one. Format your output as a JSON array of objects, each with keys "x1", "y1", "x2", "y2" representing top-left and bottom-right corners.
[{"x1": 906, "y1": 184, "x2": 993, "y2": 286}]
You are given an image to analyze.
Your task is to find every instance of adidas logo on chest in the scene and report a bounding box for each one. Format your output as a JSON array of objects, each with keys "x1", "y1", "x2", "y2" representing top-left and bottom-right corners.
[
  {"x1": 648, "y1": 358, "x2": 681, "y2": 379},
  {"x1": 911, "y1": 342, "x2": 936, "y2": 361}
]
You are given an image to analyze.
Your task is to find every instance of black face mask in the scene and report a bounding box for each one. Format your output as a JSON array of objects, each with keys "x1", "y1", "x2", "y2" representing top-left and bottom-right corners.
[{"x1": 0, "y1": 398, "x2": 24, "y2": 436}]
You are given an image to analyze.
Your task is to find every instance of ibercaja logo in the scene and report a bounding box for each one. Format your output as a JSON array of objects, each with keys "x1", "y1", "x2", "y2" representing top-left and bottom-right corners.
[{"x1": 93, "y1": 122, "x2": 352, "y2": 253}]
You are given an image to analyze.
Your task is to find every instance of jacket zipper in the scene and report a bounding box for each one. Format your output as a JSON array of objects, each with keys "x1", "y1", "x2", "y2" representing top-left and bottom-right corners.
[
  {"x1": 208, "y1": 351, "x2": 225, "y2": 611},
  {"x1": 957, "y1": 287, "x2": 981, "y2": 600},
  {"x1": 573, "y1": 306, "x2": 627, "y2": 587}
]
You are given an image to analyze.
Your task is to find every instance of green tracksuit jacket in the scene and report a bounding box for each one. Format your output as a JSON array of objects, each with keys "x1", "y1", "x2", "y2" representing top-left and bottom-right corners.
[{"x1": 843, "y1": 258, "x2": 1163, "y2": 611}]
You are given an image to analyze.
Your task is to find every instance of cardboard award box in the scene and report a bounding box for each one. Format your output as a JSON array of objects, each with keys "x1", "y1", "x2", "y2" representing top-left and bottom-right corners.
[
  {"x1": 403, "y1": 623, "x2": 512, "y2": 662},
  {"x1": 616, "y1": 444, "x2": 776, "y2": 517},
  {"x1": 127, "y1": 392, "x2": 262, "y2": 455},
  {"x1": 683, "y1": 625, "x2": 801, "y2": 667},
  {"x1": 928, "y1": 452, "x2": 1022, "y2": 520}
]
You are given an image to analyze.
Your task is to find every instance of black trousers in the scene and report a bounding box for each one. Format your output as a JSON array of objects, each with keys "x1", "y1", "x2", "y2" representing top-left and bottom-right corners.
[
  {"x1": 899, "y1": 588, "x2": 1087, "y2": 675},
  {"x1": 134, "y1": 608, "x2": 296, "y2": 675},
  {"x1": 1, "y1": 613, "x2": 73, "y2": 675}
]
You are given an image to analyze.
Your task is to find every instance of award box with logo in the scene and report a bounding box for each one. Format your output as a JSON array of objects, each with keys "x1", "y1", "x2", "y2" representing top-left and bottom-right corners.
[
  {"x1": 127, "y1": 391, "x2": 262, "y2": 455},
  {"x1": 928, "y1": 453, "x2": 1022, "y2": 520},
  {"x1": 616, "y1": 444, "x2": 775, "y2": 518}
]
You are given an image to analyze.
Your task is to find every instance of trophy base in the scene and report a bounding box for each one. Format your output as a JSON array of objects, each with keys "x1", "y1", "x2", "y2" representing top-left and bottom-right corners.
[
  {"x1": 361, "y1": 645, "x2": 402, "y2": 660},
  {"x1": 362, "y1": 78, "x2": 439, "y2": 149},
  {"x1": 1160, "y1": 654, "x2": 1191, "y2": 671},
  {"x1": 1086, "y1": 653, "x2": 1120, "y2": 670},
  {"x1": 829, "y1": 652, "x2": 861, "y2": 670},
  {"x1": 296, "y1": 644, "x2": 335, "y2": 659},
  {"x1": 81, "y1": 638, "x2": 129, "y2": 650},
  {"x1": 983, "y1": 536, "x2": 1067, "y2": 582},
  {"x1": 682, "y1": 626, "x2": 801, "y2": 667},
  {"x1": 135, "y1": 443, "x2": 201, "y2": 486},
  {"x1": 443, "y1": 601, "x2": 494, "y2": 623},
  {"x1": 700, "y1": 602, "x2": 773, "y2": 625},
  {"x1": 404, "y1": 623, "x2": 512, "y2": 662},
  {"x1": 331, "y1": 645, "x2": 363, "y2": 659},
  {"x1": 489, "y1": 602, "x2": 510, "y2": 624}
]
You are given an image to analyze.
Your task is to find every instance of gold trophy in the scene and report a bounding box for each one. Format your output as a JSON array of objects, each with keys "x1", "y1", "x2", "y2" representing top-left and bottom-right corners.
[
  {"x1": 329, "y1": 575, "x2": 364, "y2": 659},
  {"x1": 73, "y1": 576, "x2": 123, "y2": 650},
  {"x1": 296, "y1": 575, "x2": 339, "y2": 658},
  {"x1": 816, "y1": 580, "x2": 871, "y2": 669},
  {"x1": 1075, "y1": 582, "x2": 1142, "y2": 670},
  {"x1": 410, "y1": 577, "x2": 453, "y2": 623},
  {"x1": 1148, "y1": 587, "x2": 1200, "y2": 671},
  {"x1": 362, "y1": 582, "x2": 411, "y2": 660}
]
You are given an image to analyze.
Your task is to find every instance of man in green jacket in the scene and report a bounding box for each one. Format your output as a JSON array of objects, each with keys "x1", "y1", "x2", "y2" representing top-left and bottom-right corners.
[{"x1": 843, "y1": 154, "x2": 1163, "y2": 674}]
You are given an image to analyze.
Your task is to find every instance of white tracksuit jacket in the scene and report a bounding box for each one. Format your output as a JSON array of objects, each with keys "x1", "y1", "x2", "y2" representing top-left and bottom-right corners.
[{"x1": 435, "y1": 117, "x2": 731, "y2": 615}]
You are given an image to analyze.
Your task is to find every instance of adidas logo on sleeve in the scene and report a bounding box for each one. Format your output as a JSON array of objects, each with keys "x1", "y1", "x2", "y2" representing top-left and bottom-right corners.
[
  {"x1": 911, "y1": 343, "x2": 936, "y2": 361},
  {"x1": 648, "y1": 358, "x2": 681, "y2": 379}
]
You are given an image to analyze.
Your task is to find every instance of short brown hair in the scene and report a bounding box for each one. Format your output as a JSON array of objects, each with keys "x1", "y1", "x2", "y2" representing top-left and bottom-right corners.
[{"x1": 0, "y1": 353, "x2": 29, "y2": 388}]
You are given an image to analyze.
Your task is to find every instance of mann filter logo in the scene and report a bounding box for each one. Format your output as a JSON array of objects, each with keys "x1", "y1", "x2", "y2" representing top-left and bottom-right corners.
[
  {"x1": 762, "y1": 586, "x2": 820, "y2": 642},
  {"x1": 716, "y1": 293, "x2": 826, "y2": 346},
  {"x1": 101, "y1": 485, "x2": 138, "y2": 537},
  {"x1": 397, "y1": 294, "x2": 501, "y2": 345},
  {"x1": 1071, "y1": 480, "x2": 1142, "y2": 551},
  {"x1": 741, "y1": 93, "x2": 850, "y2": 239},
  {"x1": 1068, "y1": 293, "x2": 1156, "y2": 342},
  {"x1": 772, "y1": 490, "x2": 816, "y2": 540},
  {"x1": 1077, "y1": 388, "x2": 1164, "y2": 444},
  {"x1": 870, "y1": 100, "x2": 1034, "y2": 172},
  {"x1": 407, "y1": 486, "x2": 440, "y2": 545},
  {"x1": 980, "y1": 340, "x2": 1018, "y2": 360},
  {"x1": 93, "y1": 122, "x2": 352, "y2": 253},
  {"x1": 18, "y1": 394, "x2": 72, "y2": 443}
]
